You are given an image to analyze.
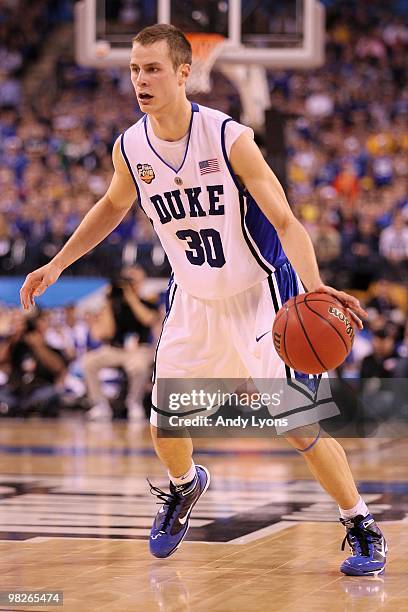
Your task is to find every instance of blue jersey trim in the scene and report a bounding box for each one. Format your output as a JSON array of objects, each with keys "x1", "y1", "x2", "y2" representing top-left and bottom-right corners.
[
  {"x1": 120, "y1": 131, "x2": 141, "y2": 203},
  {"x1": 220, "y1": 119, "x2": 288, "y2": 273},
  {"x1": 143, "y1": 102, "x2": 198, "y2": 174},
  {"x1": 152, "y1": 278, "x2": 177, "y2": 385},
  {"x1": 267, "y1": 274, "x2": 291, "y2": 383},
  {"x1": 238, "y1": 194, "x2": 274, "y2": 274},
  {"x1": 121, "y1": 131, "x2": 153, "y2": 222},
  {"x1": 164, "y1": 272, "x2": 175, "y2": 313},
  {"x1": 220, "y1": 118, "x2": 246, "y2": 194},
  {"x1": 220, "y1": 117, "x2": 272, "y2": 273},
  {"x1": 268, "y1": 266, "x2": 321, "y2": 400},
  {"x1": 245, "y1": 194, "x2": 288, "y2": 269}
]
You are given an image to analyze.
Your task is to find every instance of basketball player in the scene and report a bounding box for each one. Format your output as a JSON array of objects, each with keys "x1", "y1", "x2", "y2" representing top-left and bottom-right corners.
[{"x1": 20, "y1": 25, "x2": 386, "y2": 576}]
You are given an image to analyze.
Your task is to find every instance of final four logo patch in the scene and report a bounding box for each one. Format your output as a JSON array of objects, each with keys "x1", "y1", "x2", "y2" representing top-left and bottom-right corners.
[{"x1": 137, "y1": 163, "x2": 155, "y2": 184}]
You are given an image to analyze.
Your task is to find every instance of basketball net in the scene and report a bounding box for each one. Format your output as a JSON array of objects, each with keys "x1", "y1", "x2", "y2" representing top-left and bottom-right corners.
[{"x1": 185, "y1": 33, "x2": 226, "y2": 94}]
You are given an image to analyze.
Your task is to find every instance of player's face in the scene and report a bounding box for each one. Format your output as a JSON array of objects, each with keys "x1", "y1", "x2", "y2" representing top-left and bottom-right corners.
[{"x1": 130, "y1": 40, "x2": 186, "y2": 112}]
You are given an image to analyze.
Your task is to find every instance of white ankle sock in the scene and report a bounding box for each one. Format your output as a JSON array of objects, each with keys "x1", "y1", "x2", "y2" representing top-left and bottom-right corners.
[
  {"x1": 339, "y1": 496, "x2": 369, "y2": 520},
  {"x1": 169, "y1": 462, "x2": 196, "y2": 487}
]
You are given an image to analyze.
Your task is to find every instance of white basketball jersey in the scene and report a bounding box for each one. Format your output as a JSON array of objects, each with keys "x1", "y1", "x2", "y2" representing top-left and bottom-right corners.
[{"x1": 121, "y1": 103, "x2": 288, "y2": 299}]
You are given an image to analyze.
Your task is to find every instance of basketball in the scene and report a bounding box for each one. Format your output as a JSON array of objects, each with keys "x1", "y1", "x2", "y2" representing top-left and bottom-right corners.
[{"x1": 272, "y1": 292, "x2": 355, "y2": 374}]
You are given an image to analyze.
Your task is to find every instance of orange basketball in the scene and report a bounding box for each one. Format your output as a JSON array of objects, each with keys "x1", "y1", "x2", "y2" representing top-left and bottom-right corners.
[{"x1": 272, "y1": 292, "x2": 355, "y2": 374}]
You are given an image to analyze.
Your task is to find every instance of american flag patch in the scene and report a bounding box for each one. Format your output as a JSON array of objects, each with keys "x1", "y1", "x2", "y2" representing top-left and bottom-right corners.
[{"x1": 199, "y1": 158, "x2": 220, "y2": 174}]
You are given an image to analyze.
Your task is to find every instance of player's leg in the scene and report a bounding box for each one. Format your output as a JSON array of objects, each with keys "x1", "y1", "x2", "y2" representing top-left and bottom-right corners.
[
  {"x1": 286, "y1": 425, "x2": 387, "y2": 576},
  {"x1": 150, "y1": 423, "x2": 193, "y2": 477},
  {"x1": 230, "y1": 272, "x2": 386, "y2": 576},
  {"x1": 148, "y1": 286, "x2": 239, "y2": 558},
  {"x1": 285, "y1": 424, "x2": 359, "y2": 508},
  {"x1": 149, "y1": 421, "x2": 210, "y2": 558}
]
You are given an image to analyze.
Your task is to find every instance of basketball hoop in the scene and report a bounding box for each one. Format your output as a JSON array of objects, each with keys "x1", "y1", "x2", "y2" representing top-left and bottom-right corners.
[{"x1": 185, "y1": 33, "x2": 226, "y2": 94}]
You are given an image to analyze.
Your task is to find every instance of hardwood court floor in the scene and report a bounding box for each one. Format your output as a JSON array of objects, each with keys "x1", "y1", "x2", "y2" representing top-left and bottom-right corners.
[{"x1": 0, "y1": 418, "x2": 406, "y2": 612}]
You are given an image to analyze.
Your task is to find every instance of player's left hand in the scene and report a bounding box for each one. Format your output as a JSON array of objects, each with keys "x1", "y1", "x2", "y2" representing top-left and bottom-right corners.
[{"x1": 312, "y1": 285, "x2": 367, "y2": 330}]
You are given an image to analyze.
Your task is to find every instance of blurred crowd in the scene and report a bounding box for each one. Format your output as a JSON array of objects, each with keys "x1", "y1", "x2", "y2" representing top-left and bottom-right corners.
[
  {"x1": 0, "y1": 3, "x2": 406, "y2": 281},
  {"x1": 0, "y1": 0, "x2": 407, "y2": 419},
  {"x1": 0, "y1": 0, "x2": 71, "y2": 91},
  {"x1": 267, "y1": 5, "x2": 408, "y2": 289},
  {"x1": 0, "y1": 274, "x2": 406, "y2": 421},
  {"x1": 0, "y1": 265, "x2": 163, "y2": 419}
]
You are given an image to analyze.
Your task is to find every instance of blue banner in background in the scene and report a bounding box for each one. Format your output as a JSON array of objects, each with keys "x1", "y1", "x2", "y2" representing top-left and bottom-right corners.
[{"x1": 0, "y1": 277, "x2": 107, "y2": 308}]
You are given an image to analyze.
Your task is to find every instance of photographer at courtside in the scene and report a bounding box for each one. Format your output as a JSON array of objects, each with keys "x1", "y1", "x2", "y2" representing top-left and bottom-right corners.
[
  {"x1": 82, "y1": 265, "x2": 159, "y2": 422},
  {"x1": 0, "y1": 309, "x2": 68, "y2": 417}
]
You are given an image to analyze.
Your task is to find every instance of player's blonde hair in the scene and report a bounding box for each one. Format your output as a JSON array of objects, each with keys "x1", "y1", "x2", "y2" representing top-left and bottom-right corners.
[{"x1": 132, "y1": 24, "x2": 192, "y2": 72}]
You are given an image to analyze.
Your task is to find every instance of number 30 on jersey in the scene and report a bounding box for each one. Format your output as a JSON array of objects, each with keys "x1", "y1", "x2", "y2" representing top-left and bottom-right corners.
[{"x1": 176, "y1": 229, "x2": 226, "y2": 268}]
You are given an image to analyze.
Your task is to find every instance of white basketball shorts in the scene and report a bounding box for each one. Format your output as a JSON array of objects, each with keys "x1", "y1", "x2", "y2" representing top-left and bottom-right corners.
[{"x1": 151, "y1": 262, "x2": 339, "y2": 433}]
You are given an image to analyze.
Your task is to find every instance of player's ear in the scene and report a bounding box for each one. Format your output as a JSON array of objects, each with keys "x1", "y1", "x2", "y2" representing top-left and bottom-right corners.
[{"x1": 178, "y1": 64, "x2": 191, "y2": 85}]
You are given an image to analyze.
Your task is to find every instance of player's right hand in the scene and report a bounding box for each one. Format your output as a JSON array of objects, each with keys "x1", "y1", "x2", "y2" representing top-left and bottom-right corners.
[{"x1": 20, "y1": 261, "x2": 63, "y2": 310}]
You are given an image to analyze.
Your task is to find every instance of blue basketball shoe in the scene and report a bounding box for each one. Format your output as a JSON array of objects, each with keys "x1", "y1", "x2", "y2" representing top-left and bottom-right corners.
[
  {"x1": 340, "y1": 514, "x2": 387, "y2": 576},
  {"x1": 149, "y1": 465, "x2": 210, "y2": 558}
]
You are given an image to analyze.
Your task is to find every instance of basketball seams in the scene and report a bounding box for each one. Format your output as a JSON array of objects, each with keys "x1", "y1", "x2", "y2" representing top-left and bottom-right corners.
[
  {"x1": 296, "y1": 292, "x2": 345, "y2": 307},
  {"x1": 273, "y1": 307, "x2": 286, "y2": 325},
  {"x1": 304, "y1": 295, "x2": 350, "y2": 354},
  {"x1": 268, "y1": 274, "x2": 292, "y2": 380},
  {"x1": 293, "y1": 294, "x2": 328, "y2": 371},
  {"x1": 274, "y1": 291, "x2": 353, "y2": 374},
  {"x1": 300, "y1": 297, "x2": 344, "y2": 306},
  {"x1": 281, "y1": 307, "x2": 297, "y2": 371}
]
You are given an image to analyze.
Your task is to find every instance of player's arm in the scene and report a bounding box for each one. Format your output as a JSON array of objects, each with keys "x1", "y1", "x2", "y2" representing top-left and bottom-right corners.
[
  {"x1": 20, "y1": 137, "x2": 136, "y2": 310},
  {"x1": 229, "y1": 132, "x2": 366, "y2": 324}
]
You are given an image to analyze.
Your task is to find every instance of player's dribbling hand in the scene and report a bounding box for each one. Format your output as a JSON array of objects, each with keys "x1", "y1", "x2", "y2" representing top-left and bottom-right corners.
[
  {"x1": 20, "y1": 262, "x2": 63, "y2": 310},
  {"x1": 312, "y1": 284, "x2": 367, "y2": 330}
]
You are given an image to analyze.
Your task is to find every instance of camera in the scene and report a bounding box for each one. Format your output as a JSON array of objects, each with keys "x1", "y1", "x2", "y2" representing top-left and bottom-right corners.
[
  {"x1": 108, "y1": 276, "x2": 131, "y2": 299},
  {"x1": 24, "y1": 311, "x2": 43, "y2": 333},
  {"x1": 25, "y1": 318, "x2": 37, "y2": 333}
]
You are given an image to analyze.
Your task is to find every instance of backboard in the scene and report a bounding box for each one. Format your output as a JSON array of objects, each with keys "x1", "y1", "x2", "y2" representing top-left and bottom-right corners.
[{"x1": 75, "y1": 0, "x2": 325, "y2": 69}]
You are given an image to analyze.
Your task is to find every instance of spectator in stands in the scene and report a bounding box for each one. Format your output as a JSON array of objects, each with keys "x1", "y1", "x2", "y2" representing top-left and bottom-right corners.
[
  {"x1": 82, "y1": 265, "x2": 159, "y2": 422},
  {"x1": 348, "y1": 217, "x2": 382, "y2": 289},
  {"x1": 0, "y1": 70, "x2": 21, "y2": 108},
  {"x1": 0, "y1": 309, "x2": 68, "y2": 417},
  {"x1": 397, "y1": 322, "x2": 408, "y2": 358},
  {"x1": 44, "y1": 304, "x2": 96, "y2": 362},
  {"x1": 359, "y1": 329, "x2": 399, "y2": 379},
  {"x1": 359, "y1": 327, "x2": 402, "y2": 422},
  {"x1": 366, "y1": 279, "x2": 401, "y2": 317},
  {"x1": 379, "y1": 211, "x2": 408, "y2": 281},
  {"x1": 0, "y1": 213, "x2": 12, "y2": 272},
  {"x1": 35, "y1": 217, "x2": 70, "y2": 268},
  {"x1": 310, "y1": 213, "x2": 341, "y2": 284},
  {"x1": 394, "y1": 322, "x2": 408, "y2": 377}
]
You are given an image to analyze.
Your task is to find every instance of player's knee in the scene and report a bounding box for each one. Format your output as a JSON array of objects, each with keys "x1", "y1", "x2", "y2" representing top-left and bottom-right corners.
[{"x1": 285, "y1": 423, "x2": 321, "y2": 452}]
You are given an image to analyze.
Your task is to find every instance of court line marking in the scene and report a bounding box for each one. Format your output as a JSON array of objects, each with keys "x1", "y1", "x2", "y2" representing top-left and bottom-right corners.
[
  {"x1": 0, "y1": 444, "x2": 296, "y2": 457},
  {"x1": 227, "y1": 520, "x2": 296, "y2": 544},
  {"x1": 0, "y1": 436, "x2": 403, "y2": 459}
]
